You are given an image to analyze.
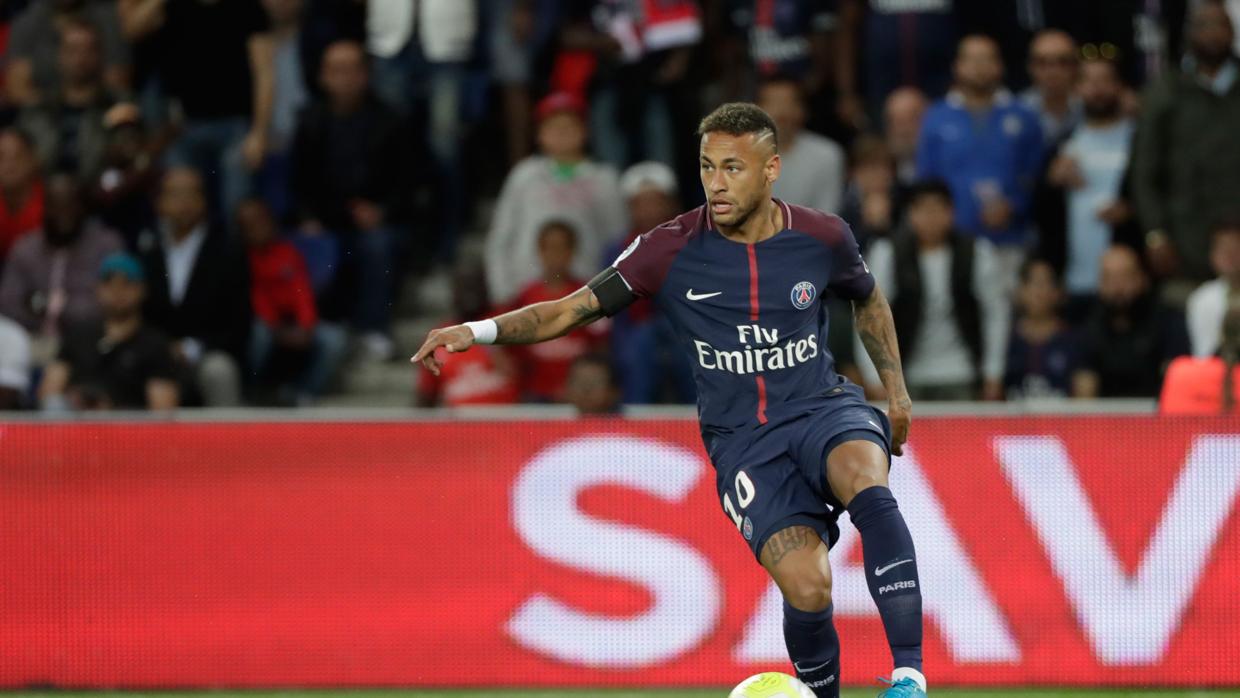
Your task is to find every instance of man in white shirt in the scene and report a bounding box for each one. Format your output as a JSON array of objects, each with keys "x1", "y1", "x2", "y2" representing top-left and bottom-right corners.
[
  {"x1": 857, "y1": 180, "x2": 1010, "y2": 401},
  {"x1": 1187, "y1": 222, "x2": 1240, "y2": 356},
  {"x1": 757, "y1": 76, "x2": 845, "y2": 213},
  {"x1": 0, "y1": 313, "x2": 30, "y2": 408}
]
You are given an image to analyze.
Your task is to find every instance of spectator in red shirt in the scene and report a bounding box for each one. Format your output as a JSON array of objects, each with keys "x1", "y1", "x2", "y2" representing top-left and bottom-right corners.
[
  {"x1": 508, "y1": 220, "x2": 608, "y2": 402},
  {"x1": 417, "y1": 262, "x2": 518, "y2": 408},
  {"x1": 238, "y1": 197, "x2": 346, "y2": 406},
  {"x1": 0, "y1": 128, "x2": 44, "y2": 265}
]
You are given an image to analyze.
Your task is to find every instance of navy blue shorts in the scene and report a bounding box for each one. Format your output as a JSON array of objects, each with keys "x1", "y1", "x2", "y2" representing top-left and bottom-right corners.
[{"x1": 710, "y1": 386, "x2": 892, "y2": 562}]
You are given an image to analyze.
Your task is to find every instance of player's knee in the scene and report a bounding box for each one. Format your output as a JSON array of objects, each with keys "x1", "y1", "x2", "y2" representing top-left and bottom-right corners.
[
  {"x1": 826, "y1": 442, "x2": 889, "y2": 505},
  {"x1": 783, "y1": 571, "x2": 833, "y2": 613}
]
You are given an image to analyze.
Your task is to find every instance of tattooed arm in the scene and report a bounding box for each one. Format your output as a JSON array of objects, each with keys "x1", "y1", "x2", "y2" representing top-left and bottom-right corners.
[
  {"x1": 412, "y1": 286, "x2": 604, "y2": 375},
  {"x1": 853, "y1": 285, "x2": 912, "y2": 455}
]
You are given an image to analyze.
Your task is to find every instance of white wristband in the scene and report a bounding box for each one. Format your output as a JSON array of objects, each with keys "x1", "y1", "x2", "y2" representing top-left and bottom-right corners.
[{"x1": 464, "y1": 319, "x2": 498, "y2": 344}]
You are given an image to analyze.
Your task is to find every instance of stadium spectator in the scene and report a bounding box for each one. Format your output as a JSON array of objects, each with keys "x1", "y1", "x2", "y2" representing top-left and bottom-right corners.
[
  {"x1": 489, "y1": 0, "x2": 562, "y2": 167},
  {"x1": 6, "y1": 0, "x2": 130, "y2": 107},
  {"x1": 834, "y1": 0, "x2": 957, "y2": 126},
  {"x1": 559, "y1": 0, "x2": 702, "y2": 176},
  {"x1": 604, "y1": 161, "x2": 694, "y2": 404},
  {"x1": 883, "y1": 87, "x2": 927, "y2": 187},
  {"x1": 0, "y1": 128, "x2": 44, "y2": 265},
  {"x1": 564, "y1": 353, "x2": 621, "y2": 415},
  {"x1": 136, "y1": 167, "x2": 250, "y2": 407},
  {"x1": 1074, "y1": 244, "x2": 1190, "y2": 398},
  {"x1": 857, "y1": 180, "x2": 1010, "y2": 401},
  {"x1": 119, "y1": 0, "x2": 271, "y2": 221},
  {"x1": 250, "y1": 0, "x2": 314, "y2": 220},
  {"x1": 1021, "y1": 30, "x2": 1083, "y2": 148},
  {"x1": 88, "y1": 106, "x2": 158, "y2": 246},
  {"x1": 1186, "y1": 222, "x2": 1240, "y2": 357},
  {"x1": 839, "y1": 135, "x2": 899, "y2": 249},
  {"x1": 0, "y1": 170, "x2": 122, "y2": 351},
  {"x1": 1160, "y1": 299, "x2": 1240, "y2": 413},
  {"x1": 758, "y1": 76, "x2": 845, "y2": 214},
  {"x1": 916, "y1": 34, "x2": 1043, "y2": 288},
  {"x1": 239, "y1": 198, "x2": 346, "y2": 406},
  {"x1": 17, "y1": 18, "x2": 117, "y2": 180},
  {"x1": 416, "y1": 261, "x2": 518, "y2": 408},
  {"x1": 484, "y1": 91, "x2": 625, "y2": 304},
  {"x1": 720, "y1": 0, "x2": 833, "y2": 101},
  {"x1": 1004, "y1": 258, "x2": 1079, "y2": 399},
  {"x1": 1133, "y1": 0, "x2": 1240, "y2": 284},
  {"x1": 38, "y1": 251, "x2": 178, "y2": 411},
  {"x1": 290, "y1": 39, "x2": 413, "y2": 359},
  {"x1": 0, "y1": 313, "x2": 32, "y2": 409},
  {"x1": 507, "y1": 220, "x2": 607, "y2": 402},
  {"x1": 1040, "y1": 57, "x2": 1135, "y2": 314},
  {"x1": 366, "y1": 0, "x2": 477, "y2": 258}
]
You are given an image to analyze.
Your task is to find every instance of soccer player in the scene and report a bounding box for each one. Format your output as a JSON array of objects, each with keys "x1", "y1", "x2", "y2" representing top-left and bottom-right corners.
[{"x1": 414, "y1": 104, "x2": 925, "y2": 698}]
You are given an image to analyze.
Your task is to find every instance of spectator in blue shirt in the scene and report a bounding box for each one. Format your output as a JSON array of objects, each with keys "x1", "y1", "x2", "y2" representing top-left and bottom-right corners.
[{"x1": 916, "y1": 34, "x2": 1043, "y2": 290}]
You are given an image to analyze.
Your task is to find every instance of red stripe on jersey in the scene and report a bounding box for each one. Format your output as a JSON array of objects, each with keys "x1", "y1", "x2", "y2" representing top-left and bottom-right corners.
[
  {"x1": 746, "y1": 244, "x2": 759, "y2": 321},
  {"x1": 746, "y1": 244, "x2": 767, "y2": 423},
  {"x1": 755, "y1": 375, "x2": 768, "y2": 424}
]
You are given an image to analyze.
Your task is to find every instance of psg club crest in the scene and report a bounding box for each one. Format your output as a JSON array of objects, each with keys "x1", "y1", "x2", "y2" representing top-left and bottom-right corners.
[{"x1": 790, "y1": 281, "x2": 816, "y2": 310}]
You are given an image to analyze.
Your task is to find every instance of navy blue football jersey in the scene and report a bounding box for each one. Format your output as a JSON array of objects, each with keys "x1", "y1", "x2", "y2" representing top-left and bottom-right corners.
[{"x1": 603, "y1": 200, "x2": 876, "y2": 448}]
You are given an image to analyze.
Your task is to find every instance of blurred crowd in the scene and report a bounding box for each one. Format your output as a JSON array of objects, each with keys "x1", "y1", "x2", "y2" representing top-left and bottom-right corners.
[{"x1": 0, "y1": 0, "x2": 1237, "y2": 414}]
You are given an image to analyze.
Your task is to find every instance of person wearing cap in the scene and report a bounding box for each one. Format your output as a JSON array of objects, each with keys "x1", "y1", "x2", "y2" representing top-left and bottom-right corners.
[
  {"x1": 601, "y1": 161, "x2": 694, "y2": 404},
  {"x1": 0, "y1": 169, "x2": 122, "y2": 364},
  {"x1": 484, "y1": 91, "x2": 626, "y2": 305},
  {"x1": 39, "y1": 251, "x2": 179, "y2": 411}
]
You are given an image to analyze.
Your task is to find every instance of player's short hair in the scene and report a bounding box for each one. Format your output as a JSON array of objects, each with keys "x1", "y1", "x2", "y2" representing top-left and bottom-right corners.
[
  {"x1": 697, "y1": 103, "x2": 778, "y2": 153},
  {"x1": 907, "y1": 179, "x2": 954, "y2": 207}
]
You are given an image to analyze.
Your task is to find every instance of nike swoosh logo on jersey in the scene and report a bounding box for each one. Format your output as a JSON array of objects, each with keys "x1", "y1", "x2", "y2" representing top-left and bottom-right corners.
[
  {"x1": 875, "y1": 559, "x2": 914, "y2": 576},
  {"x1": 685, "y1": 289, "x2": 722, "y2": 301}
]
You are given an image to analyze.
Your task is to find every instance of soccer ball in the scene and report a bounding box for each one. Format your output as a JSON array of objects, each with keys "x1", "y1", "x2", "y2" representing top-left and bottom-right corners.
[{"x1": 729, "y1": 672, "x2": 816, "y2": 697}]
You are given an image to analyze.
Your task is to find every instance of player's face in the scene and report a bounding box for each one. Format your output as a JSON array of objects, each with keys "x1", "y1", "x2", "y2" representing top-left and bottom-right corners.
[{"x1": 699, "y1": 132, "x2": 779, "y2": 228}]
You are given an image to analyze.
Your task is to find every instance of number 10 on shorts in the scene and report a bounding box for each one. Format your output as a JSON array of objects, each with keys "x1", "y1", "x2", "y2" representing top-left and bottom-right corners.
[{"x1": 722, "y1": 470, "x2": 756, "y2": 531}]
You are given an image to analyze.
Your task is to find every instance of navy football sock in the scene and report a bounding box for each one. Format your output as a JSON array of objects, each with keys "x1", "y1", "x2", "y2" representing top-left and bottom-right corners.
[
  {"x1": 846, "y1": 485, "x2": 923, "y2": 673},
  {"x1": 783, "y1": 601, "x2": 840, "y2": 698}
]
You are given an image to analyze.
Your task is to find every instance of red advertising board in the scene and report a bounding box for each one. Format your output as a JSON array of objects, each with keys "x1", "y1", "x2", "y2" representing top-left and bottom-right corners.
[{"x1": 1, "y1": 416, "x2": 1238, "y2": 687}]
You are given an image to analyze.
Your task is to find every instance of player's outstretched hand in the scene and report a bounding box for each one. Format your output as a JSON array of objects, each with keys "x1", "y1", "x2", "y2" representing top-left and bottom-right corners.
[
  {"x1": 886, "y1": 394, "x2": 911, "y2": 457},
  {"x1": 411, "y1": 325, "x2": 476, "y2": 375}
]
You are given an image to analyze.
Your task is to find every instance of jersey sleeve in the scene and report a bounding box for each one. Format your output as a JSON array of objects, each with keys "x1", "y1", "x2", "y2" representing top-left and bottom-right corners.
[
  {"x1": 826, "y1": 220, "x2": 876, "y2": 301},
  {"x1": 590, "y1": 216, "x2": 692, "y2": 316}
]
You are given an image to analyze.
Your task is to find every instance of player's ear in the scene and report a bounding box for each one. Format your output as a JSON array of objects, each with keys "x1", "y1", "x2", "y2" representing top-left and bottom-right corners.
[{"x1": 766, "y1": 153, "x2": 781, "y2": 184}]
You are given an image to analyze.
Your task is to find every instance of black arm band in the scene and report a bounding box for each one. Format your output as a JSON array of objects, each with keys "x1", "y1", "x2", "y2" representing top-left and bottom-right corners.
[{"x1": 587, "y1": 267, "x2": 637, "y2": 317}]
